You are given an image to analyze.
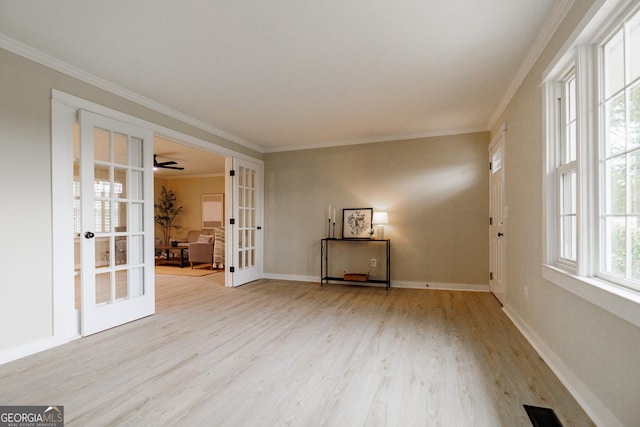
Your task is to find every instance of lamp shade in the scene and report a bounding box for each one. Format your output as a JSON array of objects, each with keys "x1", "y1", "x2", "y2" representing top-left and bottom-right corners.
[{"x1": 372, "y1": 211, "x2": 388, "y2": 224}]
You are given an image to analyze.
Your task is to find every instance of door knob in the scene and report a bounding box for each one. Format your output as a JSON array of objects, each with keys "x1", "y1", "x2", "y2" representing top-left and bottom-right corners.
[
  {"x1": 84, "y1": 231, "x2": 95, "y2": 239},
  {"x1": 497, "y1": 232, "x2": 504, "y2": 237}
]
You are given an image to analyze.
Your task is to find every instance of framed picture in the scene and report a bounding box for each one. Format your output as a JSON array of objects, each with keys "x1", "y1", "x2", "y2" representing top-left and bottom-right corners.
[{"x1": 342, "y1": 208, "x2": 373, "y2": 239}]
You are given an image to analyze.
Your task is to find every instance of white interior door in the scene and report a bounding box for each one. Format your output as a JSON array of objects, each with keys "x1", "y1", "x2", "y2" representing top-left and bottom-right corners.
[
  {"x1": 80, "y1": 110, "x2": 155, "y2": 335},
  {"x1": 229, "y1": 158, "x2": 263, "y2": 286},
  {"x1": 489, "y1": 133, "x2": 506, "y2": 304}
]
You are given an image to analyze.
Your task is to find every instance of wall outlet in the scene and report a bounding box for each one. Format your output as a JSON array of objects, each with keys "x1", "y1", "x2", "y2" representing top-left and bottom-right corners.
[{"x1": 370, "y1": 258, "x2": 377, "y2": 267}]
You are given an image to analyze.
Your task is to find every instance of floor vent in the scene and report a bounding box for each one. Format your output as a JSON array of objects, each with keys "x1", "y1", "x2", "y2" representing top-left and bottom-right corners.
[{"x1": 523, "y1": 405, "x2": 563, "y2": 427}]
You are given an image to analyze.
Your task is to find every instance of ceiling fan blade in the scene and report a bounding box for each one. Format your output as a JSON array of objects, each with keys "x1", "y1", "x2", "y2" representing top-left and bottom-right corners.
[{"x1": 154, "y1": 154, "x2": 183, "y2": 170}]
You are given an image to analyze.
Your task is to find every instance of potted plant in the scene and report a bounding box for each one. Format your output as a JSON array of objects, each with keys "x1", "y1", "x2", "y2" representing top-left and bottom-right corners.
[{"x1": 154, "y1": 186, "x2": 184, "y2": 245}]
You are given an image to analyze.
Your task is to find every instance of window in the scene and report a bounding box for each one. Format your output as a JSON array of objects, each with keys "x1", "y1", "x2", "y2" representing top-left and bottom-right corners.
[
  {"x1": 600, "y1": 13, "x2": 640, "y2": 287},
  {"x1": 559, "y1": 72, "x2": 577, "y2": 264},
  {"x1": 544, "y1": 1, "x2": 640, "y2": 316}
]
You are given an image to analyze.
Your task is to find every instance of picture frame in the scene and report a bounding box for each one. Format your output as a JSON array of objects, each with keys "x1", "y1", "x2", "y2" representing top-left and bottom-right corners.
[{"x1": 342, "y1": 208, "x2": 373, "y2": 239}]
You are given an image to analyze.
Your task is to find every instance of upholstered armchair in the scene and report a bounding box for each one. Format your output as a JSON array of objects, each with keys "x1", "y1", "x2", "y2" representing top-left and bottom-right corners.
[{"x1": 187, "y1": 234, "x2": 214, "y2": 269}]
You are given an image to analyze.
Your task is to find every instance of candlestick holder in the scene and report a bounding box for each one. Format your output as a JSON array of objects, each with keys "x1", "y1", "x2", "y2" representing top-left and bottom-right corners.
[
  {"x1": 332, "y1": 221, "x2": 336, "y2": 239},
  {"x1": 327, "y1": 218, "x2": 332, "y2": 239}
]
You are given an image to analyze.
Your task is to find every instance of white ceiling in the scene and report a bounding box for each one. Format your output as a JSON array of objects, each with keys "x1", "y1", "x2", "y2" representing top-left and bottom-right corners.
[{"x1": 0, "y1": 0, "x2": 562, "y2": 154}]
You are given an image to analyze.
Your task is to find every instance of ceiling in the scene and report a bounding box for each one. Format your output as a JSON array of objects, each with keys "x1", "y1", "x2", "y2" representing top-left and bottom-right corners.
[
  {"x1": 1, "y1": 0, "x2": 562, "y2": 155},
  {"x1": 154, "y1": 136, "x2": 225, "y2": 177}
]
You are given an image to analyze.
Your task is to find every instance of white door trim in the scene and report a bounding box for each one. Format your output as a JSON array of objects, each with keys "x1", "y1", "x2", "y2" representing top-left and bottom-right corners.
[{"x1": 51, "y1": 99, "x2": 78, "y2": 342}]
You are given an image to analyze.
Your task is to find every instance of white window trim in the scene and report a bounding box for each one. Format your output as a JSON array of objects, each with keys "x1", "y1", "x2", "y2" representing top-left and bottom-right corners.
[
  {"x1": 542, "y1": 0, "x2": 640, "y2": 328},
  {"x1": 557, "y1": 70, "x2": 579, "y2": 270}
]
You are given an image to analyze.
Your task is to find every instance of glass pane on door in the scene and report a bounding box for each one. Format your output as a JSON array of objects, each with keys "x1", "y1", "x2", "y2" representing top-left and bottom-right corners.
[
  {"x1": 114, "y1": 168, "x2": 127, "y2": 198},
  {"x1": 129, "y1": 235, "x2": 144, "y2": 264},
  {"x1": 115, "y1": 236, "x2": 127, "y2": 265},
  {"x1": 114, "y1": 132, "x2": 128, "y2": 165},
  {"x1": 95, "y1": 272, "x2": 111, "y2": 304},
  {"x1": 95, "y1": 237, "x2": 110, "y2": 268},
  {"x1": 94, "y1": 128, "x2": 110, "y2": 162},
  {"x1": 130, "y1": 267, "x2": 145, "y2": 297},
  {"x1": 115, "y1": 270, "x2": 128, "y2": 300}
]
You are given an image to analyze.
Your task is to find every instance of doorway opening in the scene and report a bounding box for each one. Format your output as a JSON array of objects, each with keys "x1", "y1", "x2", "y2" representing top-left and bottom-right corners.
[
  {"x1": 151, "y1": 136, "x2": 227, "y2": 285},
  {"x1": 53, "y1": 90, "x2": 263, "y2": 343}
]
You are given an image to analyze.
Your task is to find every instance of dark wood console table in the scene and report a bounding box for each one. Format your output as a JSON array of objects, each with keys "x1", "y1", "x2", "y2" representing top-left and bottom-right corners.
[{"x1": 321, "y1": 238, "x2": 390, "y2": 290}]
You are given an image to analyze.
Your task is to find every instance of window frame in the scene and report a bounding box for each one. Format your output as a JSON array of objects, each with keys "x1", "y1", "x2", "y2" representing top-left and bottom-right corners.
[
  {"x1": 598, "y1": 16, "x2": 640, "y2": 289},
  {"x1": 542, "y1": 0, "x2": 640, "y2": 328},
  {"x1": 558, "y1": 70, "x2": 578, "y2": 269}
]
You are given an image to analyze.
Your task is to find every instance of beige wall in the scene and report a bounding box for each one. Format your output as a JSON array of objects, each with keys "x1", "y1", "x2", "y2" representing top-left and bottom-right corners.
[
  {"x1": 264, "y1": 132, "x2": 490, "y2": 286},
  {"x1": 492, "y1": 1, "x2": 640, "y2": 425},
  {"x1": 0, "y1": 50, "x2": 54, "y2": 348},
  {"x1": 0, "y1": 47, "x2": 259, "y2": 352},
  {"x1": 154, "y1": 175, "x2": 225, "y2": 242}
]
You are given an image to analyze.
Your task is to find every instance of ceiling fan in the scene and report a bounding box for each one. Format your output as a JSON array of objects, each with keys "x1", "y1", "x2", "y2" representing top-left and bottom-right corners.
[{"x1": 153, "y1": 154, "x2": 184, "y2": 170}]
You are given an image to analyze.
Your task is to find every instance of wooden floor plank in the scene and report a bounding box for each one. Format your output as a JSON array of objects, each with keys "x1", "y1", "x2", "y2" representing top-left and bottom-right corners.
[{"x1": 0, "y1": 277, "x2": 593, "y2": 426}]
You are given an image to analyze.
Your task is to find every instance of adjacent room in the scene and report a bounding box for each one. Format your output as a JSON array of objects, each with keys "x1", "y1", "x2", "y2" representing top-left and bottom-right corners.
[
  {"x1": 1, "y1": 0, "x2": 639, "y2": 426},
  {"x1": 152, "y1": 137, "x2": 227, "y2": 277}
]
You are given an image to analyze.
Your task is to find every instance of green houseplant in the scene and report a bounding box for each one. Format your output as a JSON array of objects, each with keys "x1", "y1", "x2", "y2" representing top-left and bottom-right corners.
[{"x1": 154, "y1": 186, "x2": 184, "y2": 245}]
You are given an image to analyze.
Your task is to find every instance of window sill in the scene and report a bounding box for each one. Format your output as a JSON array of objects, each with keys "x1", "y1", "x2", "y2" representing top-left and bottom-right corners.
[{"x1": 542, "y1": 264, "x2": 640, "y2": 328}]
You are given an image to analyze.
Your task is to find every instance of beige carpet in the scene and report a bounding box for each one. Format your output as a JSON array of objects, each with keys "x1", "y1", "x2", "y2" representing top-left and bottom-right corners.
[{"x1": 154, "y1": 265, "x2": 222, "y2": 277}]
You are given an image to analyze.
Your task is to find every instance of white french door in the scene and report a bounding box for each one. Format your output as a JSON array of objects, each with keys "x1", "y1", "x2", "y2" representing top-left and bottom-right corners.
[
  {"x1": 79, "y1": 110, "x2": 155, "y2": 335},
  {"x1": 489, "y1": 132, "x2": 506, "y2": 305},
  {"x1": 228, "y1": 158, "x2": 263, "y2": 286}
]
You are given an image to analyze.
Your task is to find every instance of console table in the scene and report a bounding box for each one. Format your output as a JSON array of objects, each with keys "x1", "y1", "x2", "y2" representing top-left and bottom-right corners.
[{"x1": 320, "y1": 238, "x2": 390, "y2": 290}]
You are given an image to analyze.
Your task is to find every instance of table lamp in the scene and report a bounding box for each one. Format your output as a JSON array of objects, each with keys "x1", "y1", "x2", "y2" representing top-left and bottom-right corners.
[{"x1": 372, "y1": 211, "x2": 388, "y2": 240}]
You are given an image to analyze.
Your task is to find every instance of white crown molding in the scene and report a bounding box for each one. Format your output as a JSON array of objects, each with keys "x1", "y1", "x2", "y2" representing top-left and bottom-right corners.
[
  {"x1": 487, "y1": 0, "x2": 576, "y2": 131},
  {"x1": 263, "y1": 126, "x2": 489, "y2": 153},
  {"x1": 0, "y1": 33, "x2": 264, "y2": 154}
]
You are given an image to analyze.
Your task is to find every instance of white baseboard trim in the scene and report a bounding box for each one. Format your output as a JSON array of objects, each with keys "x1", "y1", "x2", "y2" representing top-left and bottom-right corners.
[
  {"x1": 503, "y1": 305, "x2": 621, "y2": 427},
  {"x1": 262, "y1": 273, "x2": 489, "y2": 292},
  {"x1": 0, "y1": 336, "x2": 70, "y2": 366},
  {"x1": 392, "y1": 280, "x2": 489, "y2": 291},
  {"x1": 262, "y1": 273, "x2": 318, "y2": 283}
]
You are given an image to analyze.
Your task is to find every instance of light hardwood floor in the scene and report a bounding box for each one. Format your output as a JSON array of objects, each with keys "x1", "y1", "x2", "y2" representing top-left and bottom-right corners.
[{"x1": 1, "y1": 276, "x2": 593, "y2": 426}]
